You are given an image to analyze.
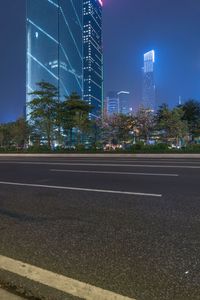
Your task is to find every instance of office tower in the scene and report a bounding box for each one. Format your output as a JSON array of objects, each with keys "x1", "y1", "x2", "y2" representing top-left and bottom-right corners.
[
  {"x1": 27, "y1": 0, "x2": 103, "y2": 118},
  {"x1": 106, "y1": 91, "x2": 119, "y2": 116},
  {"x1": 83, "y1": 0, "x2": 103, "y2": 118},
  {"x1": 117, "y1": 91, "x2": 130, "y2": 115},
  {"x1": 142, "y1": 50, "x2": 156, "y2": 111}
]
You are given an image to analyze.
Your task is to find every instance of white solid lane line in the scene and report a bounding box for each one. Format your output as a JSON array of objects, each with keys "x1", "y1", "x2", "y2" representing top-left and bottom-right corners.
[
  {"x1": 0, "y1": 255, "x2": 136, "y2": 300},
  {"x1": 0, "y1": 161, "x2": 199, "y2": 168},
  {"x1": 50, "y1": 169, "x2": 179, "y2": 177},
  {"x1": 0, "y1": 181, "x2": 162, "y2": 197}
]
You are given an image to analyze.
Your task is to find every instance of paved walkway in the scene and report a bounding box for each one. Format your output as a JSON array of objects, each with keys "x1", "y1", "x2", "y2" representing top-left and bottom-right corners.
[{"x1": 0, "y1": 288, "x2": 25, "y2": 299}]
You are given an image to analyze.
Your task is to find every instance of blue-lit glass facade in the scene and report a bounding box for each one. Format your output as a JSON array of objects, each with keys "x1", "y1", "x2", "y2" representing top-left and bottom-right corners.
[
  {"x1": 142, "y1": 50, "x2": 156, "y2": 111},
  {"x1": 83, "y1": 0, "x2": 103, "y2": 118},
  {"x1": 27, "y1": 0, "x2": 103, "y2": 118},
  {"x1": 118, "y1": 91, "x2": 130, "y2": 115},
  {"x1": 106, "y1": 91, "x2": 119, "y2": 116},
  {"x1": 26, "y1": 0, "x2": 83, "y2": 105}
]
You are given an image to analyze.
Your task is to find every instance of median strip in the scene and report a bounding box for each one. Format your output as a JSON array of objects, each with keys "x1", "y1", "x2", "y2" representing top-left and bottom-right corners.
[
  {"x1": 0, "y1": 255, "x2": 136, "y2": 300},
  {"x1": 50, "y1": 169, "x2": 179, "y2": 177},
  {"x1": 0, "y1": 181, "x2": 162, "y2": 197}
]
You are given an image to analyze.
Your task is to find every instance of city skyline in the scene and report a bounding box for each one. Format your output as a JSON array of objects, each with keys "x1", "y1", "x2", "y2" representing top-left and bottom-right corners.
[
  {"x1": 103, "y1": 0, "x2": 200, "y2": 110},
  {"x1": 1, "y1": 0, "x2": 200, "y2": 122}
]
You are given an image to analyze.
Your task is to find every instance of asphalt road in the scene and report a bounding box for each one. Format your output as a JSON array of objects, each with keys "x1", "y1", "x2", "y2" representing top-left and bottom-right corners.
[{"x1": 0, "y1": 157, "x2": 200, "y2": 300}]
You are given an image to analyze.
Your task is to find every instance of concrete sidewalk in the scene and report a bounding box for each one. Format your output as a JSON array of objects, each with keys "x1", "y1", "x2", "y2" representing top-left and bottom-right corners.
[{"x1": 0, "y1": 288, "x2": 25, "y2": 299}]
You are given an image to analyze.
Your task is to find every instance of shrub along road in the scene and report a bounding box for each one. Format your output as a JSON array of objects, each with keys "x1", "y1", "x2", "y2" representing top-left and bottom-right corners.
[{"x1": 0, "y1": 156, "x2": 199, "y2": 300}]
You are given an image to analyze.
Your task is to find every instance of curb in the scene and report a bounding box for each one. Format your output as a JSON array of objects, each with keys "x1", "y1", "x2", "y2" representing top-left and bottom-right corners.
[{"x1": 0, "y1": 153, "x2": 200, "y2": 158}]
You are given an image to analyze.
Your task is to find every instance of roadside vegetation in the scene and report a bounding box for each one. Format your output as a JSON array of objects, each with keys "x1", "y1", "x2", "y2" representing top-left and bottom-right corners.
[{"x1": 0, "y1": 81, "x2": 200, "y2": 153}]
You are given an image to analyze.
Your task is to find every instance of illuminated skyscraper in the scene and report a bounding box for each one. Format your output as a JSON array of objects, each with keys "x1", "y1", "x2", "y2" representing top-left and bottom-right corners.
[
  {"x1": 117, "y1": 91, "x2": 130, "y2": 115},
  {"x1": 27, "y1": 0, "x2": 83, "y2": 103},
  {"x1": 142, "y1": 50, "x2": 156, "y2": 110},
  {"x1": 106, "y1": 91, "x2": 119, "y2": 116},
  {"x1": 83, "y1": 0, "x2": 103, "y2": 118},
  {"x1": 27, "y1": 0, "x2": 103, "y2": 118}
]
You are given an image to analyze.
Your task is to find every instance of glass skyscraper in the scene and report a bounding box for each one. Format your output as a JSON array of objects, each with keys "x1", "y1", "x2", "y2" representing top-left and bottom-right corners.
[
  {"x1": 27, "y1": 0, "x2": 83, "y2": 103},
  {"x1": 83, "y1": 0, "x2": 103, "y2": 118},
  {"x1": 118, "y1": 91, "x2": 130, "y2": 115},
  {"x1": 142, "y1": 50, "x2": 156, "y2": 111},
  {"x1": 27, "y1": 0, "x2": 103, "y2": 119},
  {"x1": 106, "y1": 91, "x2": 119, "y2": 116}
]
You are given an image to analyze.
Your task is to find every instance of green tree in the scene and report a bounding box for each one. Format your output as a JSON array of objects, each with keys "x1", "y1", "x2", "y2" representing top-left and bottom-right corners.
[
  {"x1": 10, "y1": 118, "x2": 29, "y2": 148},
  {"x1": 0, "y1": 126, "x2": 4, "y2": 147},
  {"x1": 156, "y1": 105, "x2": 188, "y2": 146},
  {"x1": 0, "y1": 123, "x2": 12, "y2": 148},
  {"x1": 0, "y1": 125, "x2": 6, "y2": 147},
  {"x1": 97, "y1": 114, "x2": 137, "y2": 149},
  {"x1": 135, "y1": 106, "x2": 155, "y2": 143},
  {"x1": 85, "y1": 119, "x2": 103, "y2": 150},
  {"x1": 61, "y1": 92, "x2": 93, "y2": 146},
  {"x1": 28, "y1": 81, "x2": 58, "y2": 148},
  {"x1": 0, "y1": 119, "x2": 29, "y2": 149},
  {"x1": 182, "y1": 100, "x2": 200, "y2": 141}
]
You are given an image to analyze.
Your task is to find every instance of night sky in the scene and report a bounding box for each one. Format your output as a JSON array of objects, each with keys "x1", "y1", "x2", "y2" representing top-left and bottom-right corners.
[
  {"x1": 1, "y1": 0, "x2": 200, "y2": 122},
  {"x1": 0, "y1": 0, "x2": 26, "y2": 123}
]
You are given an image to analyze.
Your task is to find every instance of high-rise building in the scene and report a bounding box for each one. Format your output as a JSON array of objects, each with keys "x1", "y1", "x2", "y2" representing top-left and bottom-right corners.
[
  {"x1": 106, "y1": 91, "x2": 119, "y2": 116},
  {"x1": 83, "y1": 0, "x2": 103, "y2": 118},
  {"x1": 27, "y1": 0, "x2": 83, "y2": 102},
  {"x1": 27, "y1": 0, "x2": 103, "y2": 118},
  {"x1": 142, "y1": 50, "x2": 156, "y2": 111},
  {"x1": 117, "y1": 91, "x2": 130, "y2": 115}
]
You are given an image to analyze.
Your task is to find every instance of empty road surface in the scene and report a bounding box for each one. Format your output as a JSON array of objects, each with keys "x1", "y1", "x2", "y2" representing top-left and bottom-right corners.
[{"x1": 0, "y1": 156, "x2": 200, "y2": 300}]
